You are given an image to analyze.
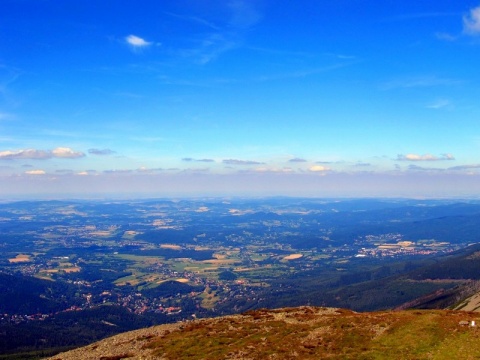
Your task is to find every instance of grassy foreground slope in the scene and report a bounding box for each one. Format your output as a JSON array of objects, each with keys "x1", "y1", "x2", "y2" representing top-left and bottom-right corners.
[{"x1": 49, "y1": 306, "x2": 480, "y2": 360}]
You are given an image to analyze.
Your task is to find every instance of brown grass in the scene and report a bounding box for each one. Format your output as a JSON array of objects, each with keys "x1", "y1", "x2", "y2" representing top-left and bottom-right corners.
[
  {"x1": 99, "y1": 355, "x2": 133, "y2": 360},
  {"x1": 47, "y1": 307, "x2": 480, "y2": 360},
  {"x1": 141, "y1": 308, "x2": 480, "y2": 360}
]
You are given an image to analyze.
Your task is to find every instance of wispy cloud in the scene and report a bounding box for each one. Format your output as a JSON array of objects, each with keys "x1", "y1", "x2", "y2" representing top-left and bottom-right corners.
[
  {"x1": 175, "y1": 1, "x2": 262, "y2": 65},
  {"x1": 164, "y1": 12, "x2": 220, "y2": 30},
  {"x1": 328, "y1": 53, "x2": 357, "y2": 60},
  {"x1": 223, "y1": 159, "x2": 264, "y2": 165},
  {"x1": 104, "y1": 169, "x2": 134, "y2": 174},
  {"x1": 0, "y1": 65, "x2": 22, "y2": 103},
  {"x1": 426, "y1": 98, "x2": 452, "y2": 109},
  {"x1": 407, "y1": 164, "x2": 444, "y2": 171},
  {"x1": 254, "y1": 62, "x2": 357, "y2": 83},
  {"x1": 181, "y1": 167, "x2": 210, "y2": 173},
  {"x1": 463, "y1": 6, "x2": 480, "y2": 35},
  {"x1": 182, "y1": 157, "x2": 215, "y2": 162},
  {"x1": 170, "y1": 60, "x2": 356, "y2": 86},
  {"x1": 397, "y1": 153, "x2": 455, "y2": 161},
  {"x1": 435, "y1": 32, "x2": 457, "y2": 41},
  {"x1": 381, "y1": 76, "x2": 461, "y2": 90},
  {"x1": 137, "y1": 167, "x2": 166, "y2": 173},
  {"x1": 316, "y1": 160, "x2": 342, "y2": 165},
  {"x1": 182, "y1": 33, "x2": 237, "y2": 65},
  {"x1": 55, "y1": 169, "x2": 74, "y2": 174},
  {"x1": 448, "y1": 164, "x2": 480, "y2": 170},
  {"x1": 88, "y1": 148, "x2": 116, "y2": 156},
  {"x1": 386, "y1": 12, "x2": 459, "y2": 22},
  {"x1": 254, "y1": 167, "x2": 294, "y2": 173},
  {"x1": 0, "y1": 147, "x2": 85, "y2": 160},
  {"x1": 228, "y1": 0, "x2": 261, "y2": 29},
  {"x1": 288, "y1": 157, "x2": 307, "y2": 163},
  {"x1": 0, "y1": 112, "x2": 13, "y2": 121}
]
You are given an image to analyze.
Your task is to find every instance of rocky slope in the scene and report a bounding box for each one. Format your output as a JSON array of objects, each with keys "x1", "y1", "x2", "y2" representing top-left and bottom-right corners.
[
  {"x1": 453, "y1": 290, "x2": 480, "y2": 312},
  {"x1": 47, "y1": 306, "x2": 480, "y2": 360}
]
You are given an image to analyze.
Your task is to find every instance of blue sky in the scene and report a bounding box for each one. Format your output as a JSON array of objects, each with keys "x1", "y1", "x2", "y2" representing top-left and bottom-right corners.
[{"x1": 1, "y1": 0, "x2": 480, "y2": 199}]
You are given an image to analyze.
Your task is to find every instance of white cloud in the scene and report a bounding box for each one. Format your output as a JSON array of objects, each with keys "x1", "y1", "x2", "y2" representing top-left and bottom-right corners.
[
  {"x1": 51, "y1": 147, "x2": 85, "y2": 158},
  {"x1": 309, "y1": 165, "x2": 330, "y2": 172},
  {"x1": 125, "y1": 34, "x2": 152, "y2": 48},
  {"x1": 463, "y1": 6, "x2": 480, "y2": 35},
  {"x1": 0, "y1": 149, "x2": 50, "y2": 160},
  {"x1": 397, "y1": 153, "x2": 455, "y2": 161},
  {"x1": 25, "y1": 169, "x2": 45, "y2": 175},
  {"x1": 0, "y1": 147, "x2": 85, "y2": 160},
  {"x1": 75, "y1": 170, "x2": 98, "y2": 176},
  {"x1": 400, "y1": 154, "x2": 435, "y2": 161}
]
